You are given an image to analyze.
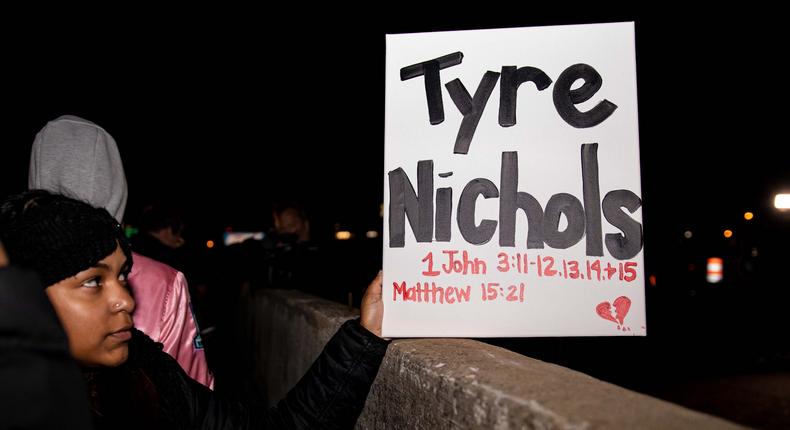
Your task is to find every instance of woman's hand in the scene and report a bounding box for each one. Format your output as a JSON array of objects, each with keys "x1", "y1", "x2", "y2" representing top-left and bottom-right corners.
[{"x1": 360, "y1": 271, "x2": 384, "y2": 338}]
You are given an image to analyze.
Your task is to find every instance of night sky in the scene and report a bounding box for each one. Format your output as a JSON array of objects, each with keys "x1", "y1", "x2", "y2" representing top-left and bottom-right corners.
[{"x1": 2, "y1": 10, "x2": 787, "y2": 295}]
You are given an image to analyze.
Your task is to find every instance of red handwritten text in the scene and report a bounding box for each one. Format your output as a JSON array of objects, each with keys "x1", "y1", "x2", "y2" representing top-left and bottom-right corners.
[
  {"x1": 422, "y1": 250, "x2": 487, "y2": 276},
  {"x1": 393, "y1": 281, "x2": 472, "y2": 304}
]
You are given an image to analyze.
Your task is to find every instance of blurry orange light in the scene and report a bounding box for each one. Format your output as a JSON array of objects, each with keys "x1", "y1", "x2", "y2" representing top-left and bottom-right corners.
[
  {"x1": 335, "y1": 231, "x2": 352, "y2": 240},
  {"x1": 206, "y1": 240, "x2": 215, "y2": 249},
  {"x1": 723, "y1": 229, "x2": 733, "y2": 238},
  {"x1": 744, "y1": 212, "x2": 753, "y2": 220}
]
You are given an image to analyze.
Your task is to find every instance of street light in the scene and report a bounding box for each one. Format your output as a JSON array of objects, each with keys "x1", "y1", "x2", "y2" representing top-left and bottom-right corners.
[{"x1": 775, "y1": 193, "x2": 790, "y2": 210}]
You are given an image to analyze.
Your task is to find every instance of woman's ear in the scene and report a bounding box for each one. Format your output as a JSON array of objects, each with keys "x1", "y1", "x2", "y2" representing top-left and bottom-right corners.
[{"x1": 0, "y1": 241, "x2": 9, "y2": 267}]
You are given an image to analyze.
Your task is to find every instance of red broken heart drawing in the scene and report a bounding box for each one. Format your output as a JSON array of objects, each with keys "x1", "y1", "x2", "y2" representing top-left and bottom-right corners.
[{"x1": 596, "y1": 296, "x2": 632, "y2": 328}]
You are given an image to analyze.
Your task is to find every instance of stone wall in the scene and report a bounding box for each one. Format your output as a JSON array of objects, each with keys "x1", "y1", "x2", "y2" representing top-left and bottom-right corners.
[{"x1": 252, "y1": 289, "x2": 745, "y2": 429}]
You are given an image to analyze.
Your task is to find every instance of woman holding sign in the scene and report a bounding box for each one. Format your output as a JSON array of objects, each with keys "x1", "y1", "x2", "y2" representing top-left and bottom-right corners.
[{"x1": 0, "y1": 189, "x2": 388, "y2": 429}]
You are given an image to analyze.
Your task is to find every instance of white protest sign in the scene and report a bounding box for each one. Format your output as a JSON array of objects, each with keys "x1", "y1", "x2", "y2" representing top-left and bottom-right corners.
[{"x1": 383, "y1": 22, "x2": 645, "y2": 337}]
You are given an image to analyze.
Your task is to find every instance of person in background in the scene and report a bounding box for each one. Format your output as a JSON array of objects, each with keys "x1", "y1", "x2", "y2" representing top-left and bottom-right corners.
[
  {"x1": 202, "y1": 201, "x2": 327, "y2": 402},
  {"x1": 0, "y1": 190, "x2": 387, "y2": 429},
  {"x1": 272, "y1": 201, "x2": 311, "y2": 245},
  {"x1": 267, "y1": 202, "x2": 324, "y2": 293},
  {"x1": 131, "y1": 202, "x2": 189, "y2": 271},
  {"x1": 28, "y1": 115, "x2": 213, "y2": 387}
]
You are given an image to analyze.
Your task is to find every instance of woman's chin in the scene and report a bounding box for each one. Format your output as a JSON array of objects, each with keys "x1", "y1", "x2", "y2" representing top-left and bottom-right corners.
[
  {"x1": 106, "y1": 347, "x2": 130, "y2": 367},
  {"x1": 79, "y1": 345, "x2": 130, "y2": 368}
]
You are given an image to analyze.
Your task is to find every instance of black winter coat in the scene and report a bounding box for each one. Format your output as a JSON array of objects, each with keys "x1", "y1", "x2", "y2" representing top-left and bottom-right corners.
[
  {"x1": 87, "y1": 320, "x2": 388, "y2": 429},
  {"x1": 0, "y1": 267, "x2": 94, "y2": 429}
]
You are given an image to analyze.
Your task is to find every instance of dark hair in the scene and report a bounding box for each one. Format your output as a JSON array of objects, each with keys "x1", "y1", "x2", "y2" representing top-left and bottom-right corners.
[
  {"x1": 139, "y1": 203, "x2": 184, "y2": 234},
  {"x1": 0, "y1": 190, "x2": 132, "y2": 286},
  {"x1": 272, "y1": 200, "x2": 308, "y2": 221}
]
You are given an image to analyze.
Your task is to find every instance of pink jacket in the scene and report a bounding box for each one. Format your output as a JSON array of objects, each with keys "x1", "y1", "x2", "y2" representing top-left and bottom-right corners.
[{"x1": 129, "y1": 252, "x2": 214, "y2": 388}]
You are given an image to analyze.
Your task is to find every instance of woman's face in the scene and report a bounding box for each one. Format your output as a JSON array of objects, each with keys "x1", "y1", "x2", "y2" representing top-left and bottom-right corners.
[{"x1": 45, "y1": 245, "x2": 135, "y2": 367}]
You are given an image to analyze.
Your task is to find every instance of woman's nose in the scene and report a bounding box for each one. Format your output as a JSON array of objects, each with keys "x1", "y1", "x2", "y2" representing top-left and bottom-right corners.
[{"x1": 110, "y1": 283, "x2": 136, "y2": 314}]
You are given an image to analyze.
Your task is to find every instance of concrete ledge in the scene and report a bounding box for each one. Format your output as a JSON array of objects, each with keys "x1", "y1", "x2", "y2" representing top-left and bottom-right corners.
[
  {"x1": 253, "y1": 289, "x2": 746, "y2": 429},
  {"x1": 250, "y1": 289, "x2": 359, "y2": 405}
]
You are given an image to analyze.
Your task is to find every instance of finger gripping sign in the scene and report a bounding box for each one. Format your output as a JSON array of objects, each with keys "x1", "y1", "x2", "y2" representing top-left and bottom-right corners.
[{"x1": 383, "y1": 23, "x2": 646, "y2": 337}]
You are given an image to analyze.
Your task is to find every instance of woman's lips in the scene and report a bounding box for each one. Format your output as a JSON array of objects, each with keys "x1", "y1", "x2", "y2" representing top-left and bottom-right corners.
[{"x1": 109, "y1": 329, "x2": 132, "y2": 341}]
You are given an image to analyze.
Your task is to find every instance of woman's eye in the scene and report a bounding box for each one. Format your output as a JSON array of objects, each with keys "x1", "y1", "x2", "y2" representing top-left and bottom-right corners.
[{"x1": 82, "y1": 277, "x2": 100, "y2": 288}]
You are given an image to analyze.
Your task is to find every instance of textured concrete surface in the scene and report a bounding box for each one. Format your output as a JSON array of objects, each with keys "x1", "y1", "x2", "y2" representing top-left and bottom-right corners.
[
  {"x1": 252, "y1": 289, "x2": 359, "y2": 405},
  {"x1": 255, "y1": 289, "x2": 747, "y2": 429}
]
